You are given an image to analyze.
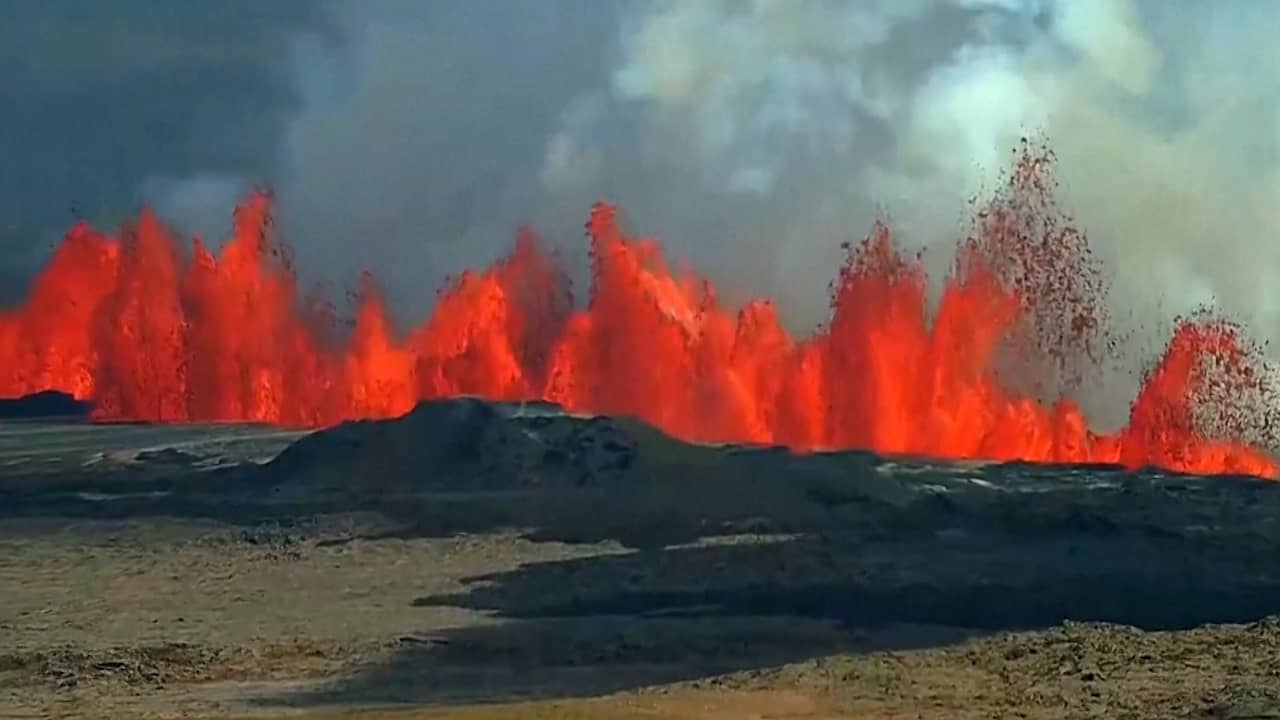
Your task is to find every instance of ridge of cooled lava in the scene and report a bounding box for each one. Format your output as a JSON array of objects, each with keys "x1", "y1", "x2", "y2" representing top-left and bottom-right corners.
[{"x1": 1, "y1": 143, "x2": 1277, "y2": 478}]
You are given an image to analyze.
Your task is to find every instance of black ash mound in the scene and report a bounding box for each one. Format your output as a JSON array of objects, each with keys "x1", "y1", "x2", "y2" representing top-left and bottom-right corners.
[
  {"x1": 265, "y1": 398, "x2": 671, "y2": 493},
  {"x1": 0, "y1": 390, "x2": 91, "y2": 420},
  {"x1": 256, "y1": 399, "x2": 1280, "y2": 551}
]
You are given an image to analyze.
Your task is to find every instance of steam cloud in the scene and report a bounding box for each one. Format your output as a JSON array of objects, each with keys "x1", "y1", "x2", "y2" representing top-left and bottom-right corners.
[
  {"x1": 266, "y1": 2, "x2": 1280, "y2": 335},
  {"x1": 6, "y1": 0, "x2": 1278, "y2": 426},
  {"x1": 549, "y1": 0, "x2": 1279, "y2": 334}
]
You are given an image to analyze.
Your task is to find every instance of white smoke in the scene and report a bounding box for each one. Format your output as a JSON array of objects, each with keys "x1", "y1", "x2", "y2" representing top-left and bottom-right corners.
[
  {"x1": 242, "y1": 0, "x2": 1278, "y2": 424},
  {"x1": 531, "y1": 0, "x2": 1280, "y2": 425},
  {"x1": 142, "y1": 173, "x2": 252, "y2": 243},
  {"x1": 546, "y1": 0, "x2": 1278, "y2": 329}
]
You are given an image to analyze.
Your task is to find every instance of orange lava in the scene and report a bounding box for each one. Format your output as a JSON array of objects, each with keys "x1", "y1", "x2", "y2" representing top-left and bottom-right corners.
[{"x1": 1, "y1": 145, "x2": 1276, "y2": 478}]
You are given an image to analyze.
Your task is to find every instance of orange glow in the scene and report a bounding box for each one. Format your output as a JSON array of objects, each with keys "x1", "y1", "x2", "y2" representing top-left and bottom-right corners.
[{"x1": 1, "y1": 146, "x2": 1275, "y2": 478}]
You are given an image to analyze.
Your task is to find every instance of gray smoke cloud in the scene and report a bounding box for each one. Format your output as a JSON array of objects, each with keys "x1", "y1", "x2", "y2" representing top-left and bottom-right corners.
[
  {"x1": 270, "y1": 0, "x2": 628, "y2": 315},
  {"x1": 275, "y1": 0, "x2": 1278, "y2": 426},
  {"x1": 0, "y1": 0, "x2": 339, "y2": 303},
  {"x1": 544, "y1": 0, "x2": 1280, "y2": 337},
  {"x1": 5, "y1": 0, "x2": 1278, "y2": 425},
  {"x1": 267, "y1": 1, "x2": 1280, "y2": 342}
]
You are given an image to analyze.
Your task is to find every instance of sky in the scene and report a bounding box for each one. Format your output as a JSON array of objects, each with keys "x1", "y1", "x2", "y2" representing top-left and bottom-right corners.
[{"x1": 3, "y1": 0, "x2": 1278, "y2": 402}]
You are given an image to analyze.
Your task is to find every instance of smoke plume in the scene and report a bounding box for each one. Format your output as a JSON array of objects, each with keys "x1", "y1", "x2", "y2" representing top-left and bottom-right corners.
[
  {"x1": 5, "y1": 0, "x2": 1278, "y2": 426},
  {"x1": 549, "y1": 0, "x2": 1279, "y2": 335},
  {"x1": 261, "y1": 2, "x2": 1278, "y2": 343}
]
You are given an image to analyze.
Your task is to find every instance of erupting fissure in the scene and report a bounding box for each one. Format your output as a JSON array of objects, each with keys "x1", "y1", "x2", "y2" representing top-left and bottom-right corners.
[{"x1": 1, "y1": 145, "x2": 1276, "y2": 477}]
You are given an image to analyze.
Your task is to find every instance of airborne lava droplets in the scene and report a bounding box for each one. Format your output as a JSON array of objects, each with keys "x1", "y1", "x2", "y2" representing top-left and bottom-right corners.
[{"x1": 1, "y1": 144, "x2": 1276, "y2": 477}]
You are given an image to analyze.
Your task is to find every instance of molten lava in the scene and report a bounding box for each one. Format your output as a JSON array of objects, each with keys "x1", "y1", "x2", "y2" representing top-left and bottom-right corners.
[{"x1": 1, "y1": 145, "x2": 1276, "y2": 477}]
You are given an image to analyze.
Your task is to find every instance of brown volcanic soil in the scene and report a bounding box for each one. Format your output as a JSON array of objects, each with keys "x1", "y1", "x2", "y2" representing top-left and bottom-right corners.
[{"x1": 3, "y1": 400, "x2": 1280, "y2": 719}]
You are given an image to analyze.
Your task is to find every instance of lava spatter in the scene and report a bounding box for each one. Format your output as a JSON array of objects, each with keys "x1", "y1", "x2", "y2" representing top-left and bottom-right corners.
[{"x1": 1, "y1": 144, "x2": 1274, "y2": 477}]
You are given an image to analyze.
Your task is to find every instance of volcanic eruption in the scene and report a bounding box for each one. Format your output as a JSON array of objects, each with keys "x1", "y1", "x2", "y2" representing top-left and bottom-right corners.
[{"x1": 1, "y1": 143, "x2": 1276, "y2": 478}]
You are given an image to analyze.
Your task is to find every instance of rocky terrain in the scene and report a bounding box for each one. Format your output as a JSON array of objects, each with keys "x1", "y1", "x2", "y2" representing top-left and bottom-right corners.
[{"x1": 3, "y1": 397, "x2": 1280, "y2": 718}]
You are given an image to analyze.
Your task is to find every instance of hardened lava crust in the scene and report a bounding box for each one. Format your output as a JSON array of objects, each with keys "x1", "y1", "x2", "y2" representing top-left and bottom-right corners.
[{"x1": 2, "y1": 396, "x2": 1279, "y2": 719}]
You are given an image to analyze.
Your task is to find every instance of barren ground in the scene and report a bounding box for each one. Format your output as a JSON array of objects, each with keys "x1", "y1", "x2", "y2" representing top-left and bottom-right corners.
[{"x1": 3, "y1": 402, "x2": 1280, "y2": 719}]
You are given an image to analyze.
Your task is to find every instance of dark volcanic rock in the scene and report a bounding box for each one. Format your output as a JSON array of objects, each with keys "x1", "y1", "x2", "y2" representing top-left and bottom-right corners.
[
  {"x1": 264, "y1": 398, "x2": 684, "y2": 493},
  {"x1": 9, "y1": 398, "x2": 1280, "y2": 715},
  {"x1": 0, "y1": 390, "x2": 91, "y2": 420},
  {"x1": 253, "y1": 398, "x2": 1280, "y2": 547},
  {"x1": 9, "y1": 397, "x2": 1280, "y2": 632},
  {"x1": 251, "y1": 398, "x2": 1280, "y2": 629}
]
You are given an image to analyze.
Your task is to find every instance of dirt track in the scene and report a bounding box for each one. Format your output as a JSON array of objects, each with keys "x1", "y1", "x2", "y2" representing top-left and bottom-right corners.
[{"x1": 3, "y1": 402, "x2": 1280, "y2": 718}]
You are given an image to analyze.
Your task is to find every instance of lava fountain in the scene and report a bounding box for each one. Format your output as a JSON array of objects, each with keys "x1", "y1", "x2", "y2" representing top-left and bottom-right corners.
[{"x1": 1, "y1": 144, "x2": 1275, "y2": 478}]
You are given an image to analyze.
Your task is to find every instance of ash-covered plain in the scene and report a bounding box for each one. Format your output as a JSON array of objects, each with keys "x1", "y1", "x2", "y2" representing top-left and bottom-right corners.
[{"x1": 3, "y1": 396, "x2": 1280, "y2": 718}]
